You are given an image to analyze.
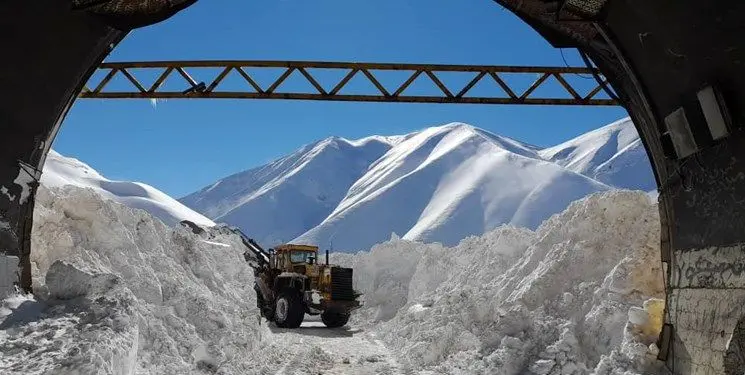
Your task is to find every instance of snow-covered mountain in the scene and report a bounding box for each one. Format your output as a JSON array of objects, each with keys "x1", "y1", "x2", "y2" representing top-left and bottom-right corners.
[
  {"x1": 40, "y1": 150, "x2": 214, "y2": 227},
  {"x1": 540, "y1": 117, "x2": 656, "y2": 191},
  {"x1": 178, "y1": 136, "x2": 401, "y2": 246},
  {"x1": 294, "y1": 124, "x2": 610, "y2": 251},
  {"x1": 180, "y1": 118, "x2": 653, "y2": 251}
]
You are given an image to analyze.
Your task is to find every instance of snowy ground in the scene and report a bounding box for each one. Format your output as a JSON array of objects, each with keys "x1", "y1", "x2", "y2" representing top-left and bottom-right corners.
[
  {"x1": 249, "y1": 318, "x2": 404, "y2": 375},
  {"x1": 1, "y1": 185, "x2": 668, "y2": 374}
]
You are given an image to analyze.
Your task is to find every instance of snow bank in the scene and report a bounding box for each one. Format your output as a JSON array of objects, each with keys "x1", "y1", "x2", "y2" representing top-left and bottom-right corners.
[
  {"x1": 0, "y1": 261, "x2": 141, "y2": 375},
  {"x1": 41, "y1": 150, "x2": 215, "y2": 228},
  {"x1": 2, "y1": 184, "x2": 665, "y2": 374},
  {"x1": 336, "y1": 190, "x2": 666, "y2": 374},
  {"x1": 1, "y1": 185, "x2": 261, "y2": 374},
  {"x1": 332, "y1": 234, "x2": 440, "y2": 323}
]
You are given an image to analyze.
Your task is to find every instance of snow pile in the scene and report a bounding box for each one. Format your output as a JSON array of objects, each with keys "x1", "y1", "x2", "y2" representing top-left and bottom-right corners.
[
  {"x1": 3, "y1": 155, "x2": 664, "y2": 374},
  {"x1": 41, "y1": 149, "x2": 214, "y2": 227},
  {"x1": 336, "y1": 190, "x2": 666, "y2": 374},
  {"x1": 1, "y1": 184, "x2": 261, "y2": 374},
  {"x1": 332, "y1": 235, "x2": 440, "y2": 323}
]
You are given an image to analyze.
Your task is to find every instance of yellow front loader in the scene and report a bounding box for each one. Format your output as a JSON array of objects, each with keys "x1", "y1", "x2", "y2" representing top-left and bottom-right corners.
[{"x1": 234, "y1": 228, "x2": 362, "y2": 328}]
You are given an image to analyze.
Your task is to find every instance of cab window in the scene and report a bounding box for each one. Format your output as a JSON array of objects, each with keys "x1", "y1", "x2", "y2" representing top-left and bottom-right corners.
[{"x1": 290, "y1": 251, "x2": 311, "y2": 263}]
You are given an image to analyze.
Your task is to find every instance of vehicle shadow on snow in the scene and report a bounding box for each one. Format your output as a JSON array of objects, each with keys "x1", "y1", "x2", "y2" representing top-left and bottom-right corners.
[{"x1": 267, "y1": 320, "x2": 363, "y2": 338}]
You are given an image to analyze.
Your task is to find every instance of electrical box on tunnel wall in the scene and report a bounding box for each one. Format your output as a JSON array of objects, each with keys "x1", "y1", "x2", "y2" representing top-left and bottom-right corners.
[{"x1": 662, "y1": 85, "x2": 735, "y2": 160}]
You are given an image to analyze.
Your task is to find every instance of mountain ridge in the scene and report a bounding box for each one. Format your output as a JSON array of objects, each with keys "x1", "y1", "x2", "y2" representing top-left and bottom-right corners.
[
  {"x1": 178, "y1": 134, "x2": 399, "y2": 246},
  {"x1": 178, "y1": 119, "x2": 646, "y2": 251},
  {"x1": 539, "y1": 117, "x2": 655, "y2": 191},
  {"x1": 293, "y1": 123, "x2": 612, "y2": 250}
]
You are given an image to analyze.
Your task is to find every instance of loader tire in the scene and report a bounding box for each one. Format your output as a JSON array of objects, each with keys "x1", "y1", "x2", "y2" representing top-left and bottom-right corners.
[
  {"x1": 274, "y1": 290, "x2": 304, "y2": 328},
  {"x1": 321, "y1": 311, "x2": 349, "y2": 328}
]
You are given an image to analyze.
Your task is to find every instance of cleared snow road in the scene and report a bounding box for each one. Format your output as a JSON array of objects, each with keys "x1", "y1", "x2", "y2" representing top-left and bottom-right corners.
[{"x1": 251, "y1": 317, "x2": 405, "y2": 375}]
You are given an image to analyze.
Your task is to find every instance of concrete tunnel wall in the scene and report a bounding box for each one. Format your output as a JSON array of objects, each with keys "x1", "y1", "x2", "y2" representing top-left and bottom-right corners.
[
  {"x1": 0, "y1": 1, "x2": 127, "y2": 295},
  {"x1": 0, "y1": 0, "x2": 197, "y2": 293},
  {"x1": 497, "y1": 1, "x2": 745, "y2": 373},
  {"x1": 1, "y1": 0, "x2": 745, "y2": 373}
]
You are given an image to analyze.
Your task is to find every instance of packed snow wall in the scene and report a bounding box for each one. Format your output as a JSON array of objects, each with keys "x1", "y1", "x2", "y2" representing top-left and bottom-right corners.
[
  {"x1": 4, "y1": 184, "x2": 666, "y2": 374},
  {"x1": 1, "y1": 185, "x2": 264, "y2": 374},
  {"x1": 334, "y1": 190, "x2": 667, "y2": 374}
]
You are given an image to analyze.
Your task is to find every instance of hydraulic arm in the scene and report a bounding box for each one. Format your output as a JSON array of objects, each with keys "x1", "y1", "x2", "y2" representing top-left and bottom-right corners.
[{"x1": 229, "y1": 226, "x2": 271, "y2": 269}]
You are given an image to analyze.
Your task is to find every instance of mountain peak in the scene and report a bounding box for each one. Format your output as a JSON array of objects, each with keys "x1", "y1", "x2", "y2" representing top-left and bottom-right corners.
[
  {"x1": 311, "y1": 134, "x2": 406, "y2": 151},
  {"x1": 418, "y1": 122, "x2": 541, "y2": 159},
  {"x1": 293, "y1": 120, "x2": 613, "y2": 250},
  {"x1": 437, "y1": 122, "x2": 475, "y2": 130},
  {"x1": 178, "y1": 133, "x2": 397, "y2": 246}
]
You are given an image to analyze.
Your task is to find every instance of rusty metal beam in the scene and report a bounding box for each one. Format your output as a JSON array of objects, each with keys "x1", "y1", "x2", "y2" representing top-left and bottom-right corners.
[{"x1": 79, "y1": 60, "x2": 619, "y2": 106}]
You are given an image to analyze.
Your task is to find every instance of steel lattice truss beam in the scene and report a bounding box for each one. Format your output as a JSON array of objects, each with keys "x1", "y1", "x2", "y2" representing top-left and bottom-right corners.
[{"x1": 79, "y1": 60, "x2": 618, "y2": 105}]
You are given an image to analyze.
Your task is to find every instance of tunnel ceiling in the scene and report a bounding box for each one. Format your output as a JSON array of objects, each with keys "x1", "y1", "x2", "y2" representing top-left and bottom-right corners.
[
  {"x1": 71, "y1": 0, "x2": 198, "y2": 29},
  {"x1": 492, "y1": 0, "x2": 606, "y2": 48}
]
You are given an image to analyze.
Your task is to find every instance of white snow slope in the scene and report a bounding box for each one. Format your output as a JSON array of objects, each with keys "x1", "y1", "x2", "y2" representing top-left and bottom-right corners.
[
  {"x1": 540, "y1": 117, "x2": 656, "y2": 192},
  {"x1": 181, "y1": 118, "x2": 654, "y2": 252},
  {"x1": 1, "y1": 185, "x2": 665, "y2": 375},
  {"x1": 41, "y1": 149, "x2": 214, "y2": 227},
  {"x1": 179, "y1": 136, "x2": 400, "y2": 246},
  {"x1": 296, "y1": 123, "x2": 611, "y2": 251}
]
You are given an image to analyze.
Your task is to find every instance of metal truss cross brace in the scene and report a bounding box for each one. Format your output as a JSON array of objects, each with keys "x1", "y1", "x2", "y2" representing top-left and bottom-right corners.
[{"x1": 79, "y1": 60, "x2": 618, "y2": 106}]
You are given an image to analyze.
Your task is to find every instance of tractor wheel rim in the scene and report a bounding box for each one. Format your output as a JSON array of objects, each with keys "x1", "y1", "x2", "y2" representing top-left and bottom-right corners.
[{"x1": 276, "y1": 298, "x2": 288, "y2": 321}]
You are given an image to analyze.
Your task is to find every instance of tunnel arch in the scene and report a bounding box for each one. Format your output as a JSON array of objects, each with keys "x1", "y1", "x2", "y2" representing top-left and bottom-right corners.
[{"x1": 2, "y1": 1, "x2": 744, "y2": 373}]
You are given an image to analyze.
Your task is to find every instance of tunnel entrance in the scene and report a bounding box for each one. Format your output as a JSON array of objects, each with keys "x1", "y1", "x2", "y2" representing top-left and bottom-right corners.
[{"x1": 3, "y1": 1, "x2": 745, "y2": 373}]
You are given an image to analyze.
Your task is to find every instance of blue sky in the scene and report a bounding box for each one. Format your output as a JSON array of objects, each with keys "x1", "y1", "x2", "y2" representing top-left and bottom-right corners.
[{"x1": 53, "y1": 0, "x2": 628, "y2": 198}]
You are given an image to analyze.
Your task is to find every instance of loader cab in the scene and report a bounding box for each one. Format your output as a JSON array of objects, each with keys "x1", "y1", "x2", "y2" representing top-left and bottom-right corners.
[{"x1": 273, "y1": 244, "x2": 320, "y2": 272}]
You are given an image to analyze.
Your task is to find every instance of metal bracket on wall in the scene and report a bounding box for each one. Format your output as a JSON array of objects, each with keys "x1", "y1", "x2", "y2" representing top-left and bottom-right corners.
[
  {"x1": 664, "y1": 107, "x2": 698, "y2": 160},
  {"x1": 697, "y1": 85, "x2": 733, "y2": 141}
]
